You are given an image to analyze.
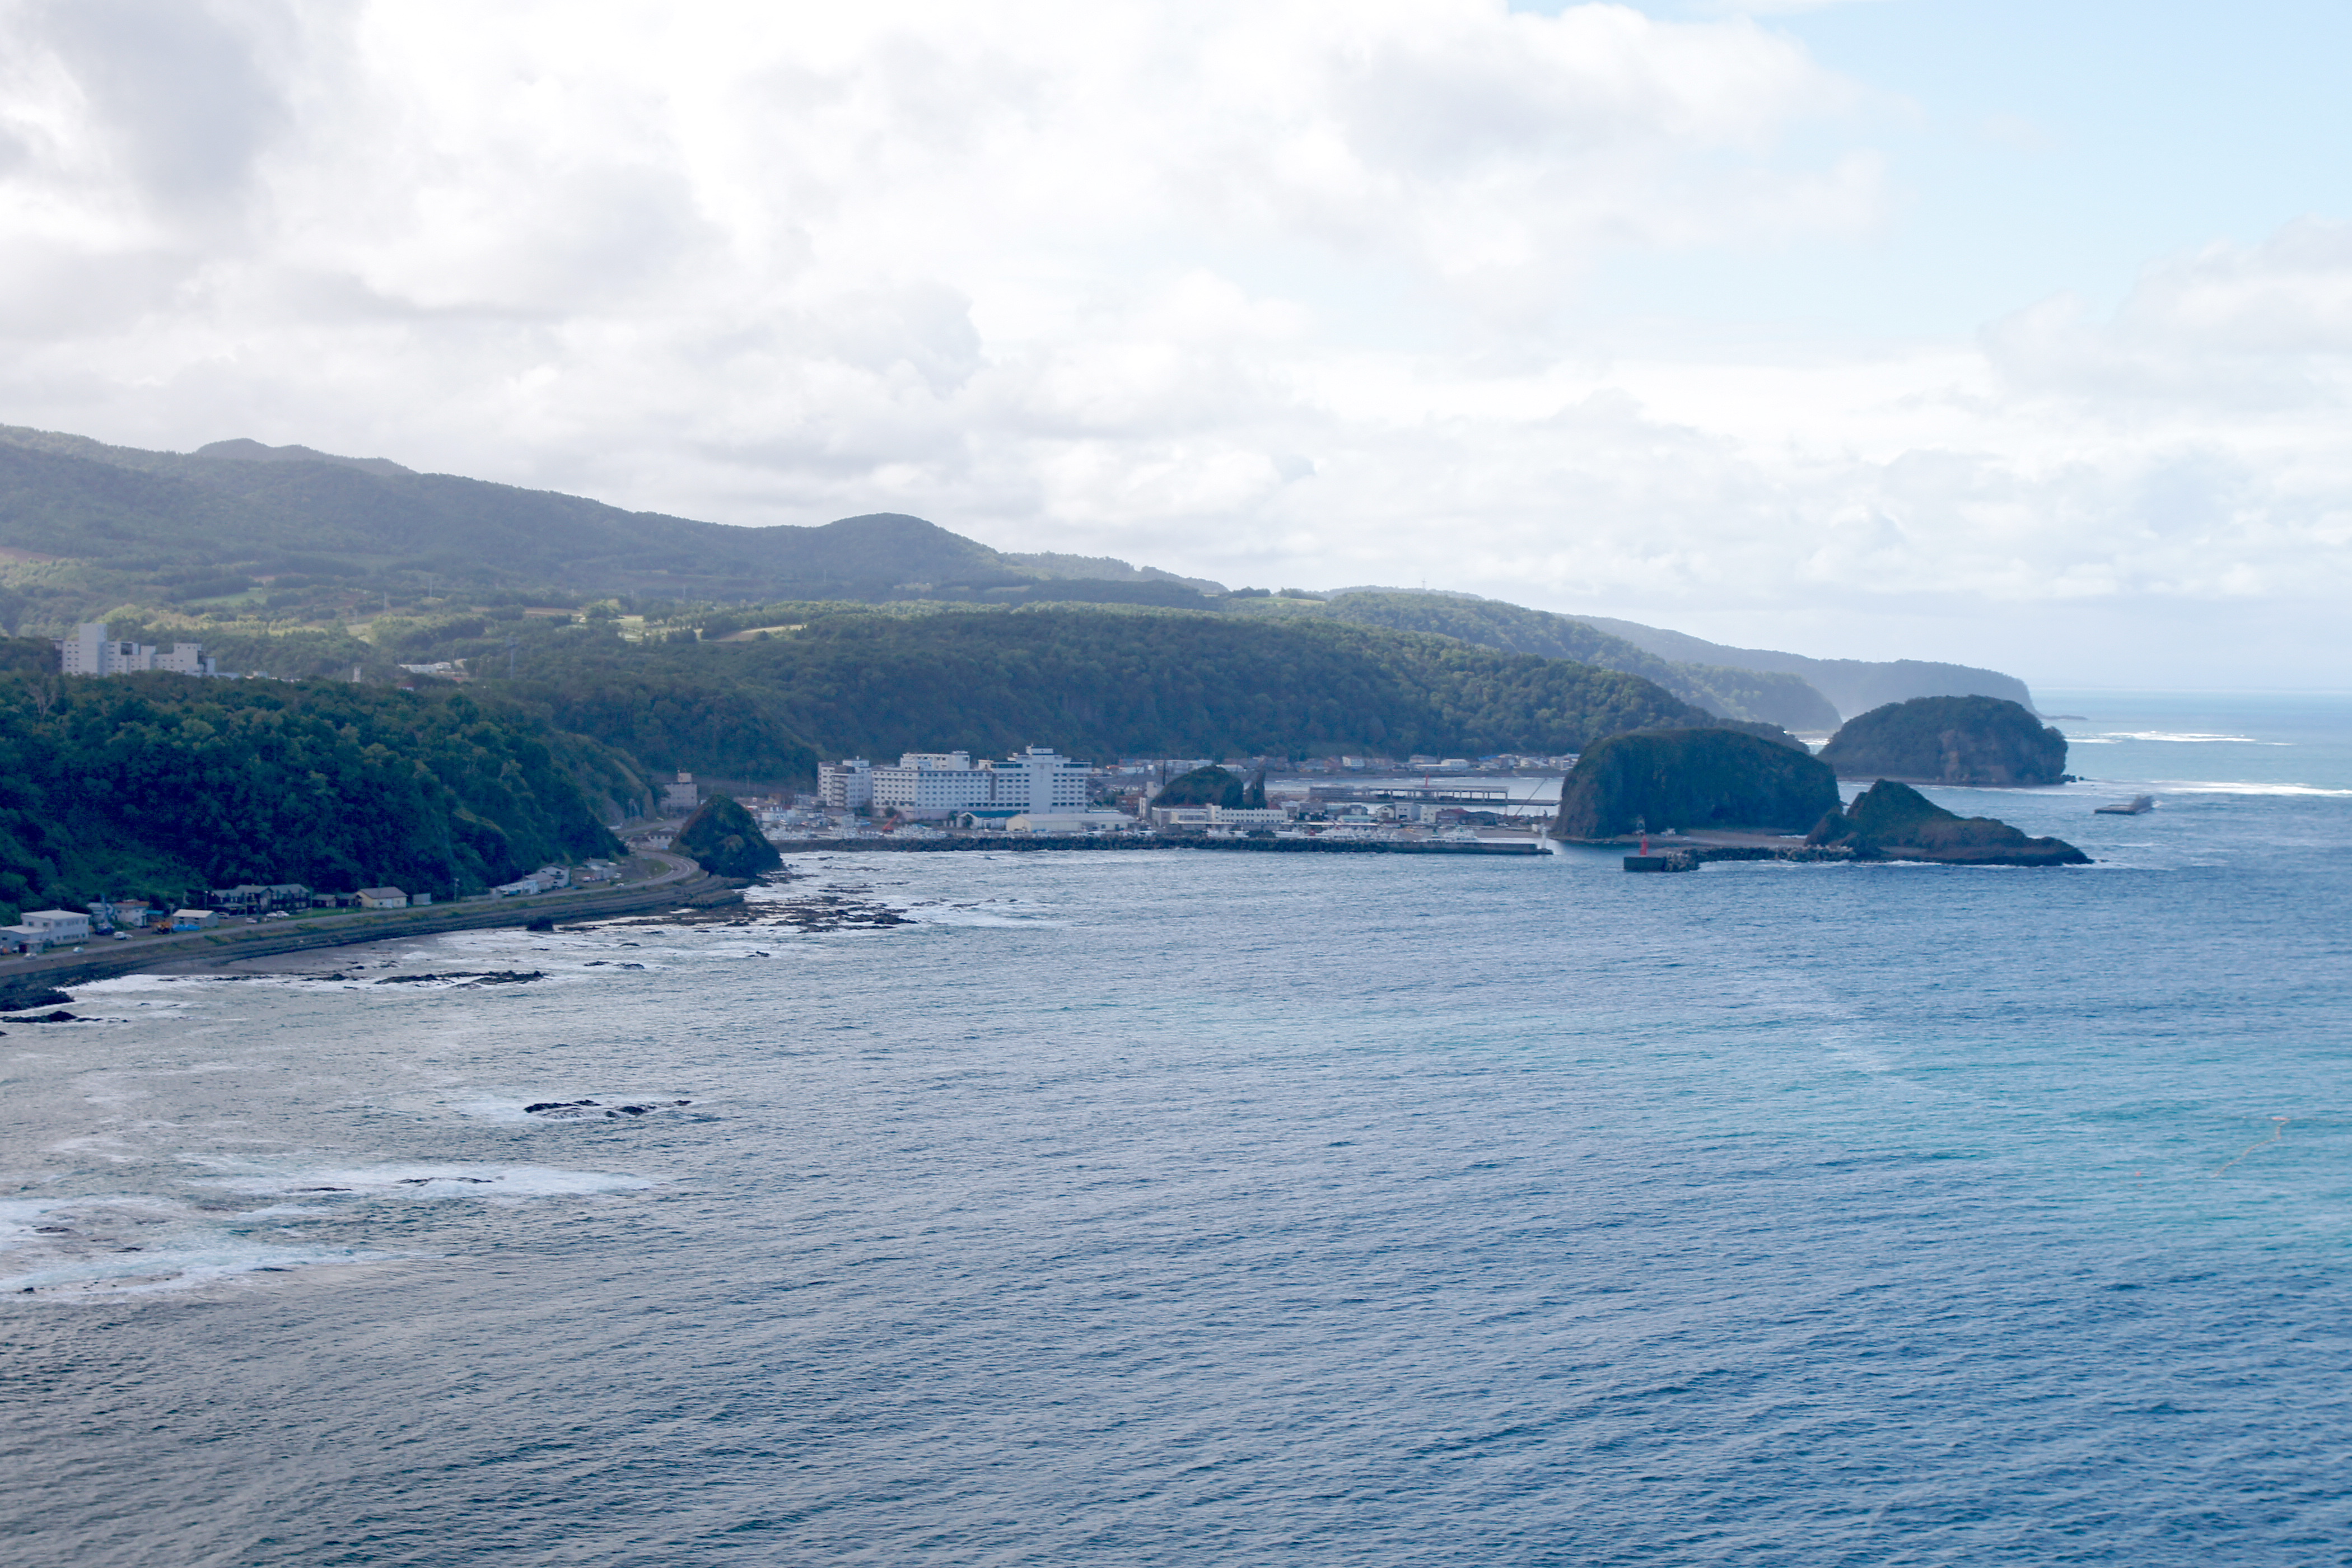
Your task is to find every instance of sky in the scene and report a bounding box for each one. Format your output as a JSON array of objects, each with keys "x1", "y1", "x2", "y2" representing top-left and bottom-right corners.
[{"x1": 2, "y1": 0, "x2": 2348, "y2": 687}]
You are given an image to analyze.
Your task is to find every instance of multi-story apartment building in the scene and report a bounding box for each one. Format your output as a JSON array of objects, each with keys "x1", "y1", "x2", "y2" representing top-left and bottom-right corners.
[
  {"x1": 819, "y1": 758, "x2": 875, "y2": 810},
  {"x1": 59, "y1": 623, "x2": 215, "y2": 676}
]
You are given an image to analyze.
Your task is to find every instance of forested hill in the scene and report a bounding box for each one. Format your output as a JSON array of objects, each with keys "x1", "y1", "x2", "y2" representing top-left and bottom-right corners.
[
  {"x1": 1226, "y1": 591, "x2": 1841, "y2": 732},
  {"x1": 0, "y1": 642, "x2": 634, "y2": 920},
  {"x1": 409, "y1": 606, "x2": 1725, "y2": 780}
]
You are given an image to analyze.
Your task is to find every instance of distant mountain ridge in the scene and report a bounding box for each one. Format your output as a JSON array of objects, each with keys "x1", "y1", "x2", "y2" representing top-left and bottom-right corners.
[
  {"x1": 1574, "y1": 615, "x2": 2036, "y2": 718},
  {"x1": 0, "y1": 424, "x2": 2033, "y2": 722}
]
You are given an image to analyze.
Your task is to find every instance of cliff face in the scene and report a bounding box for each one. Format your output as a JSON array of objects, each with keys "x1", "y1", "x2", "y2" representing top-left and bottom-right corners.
[
  {"x1": 1550, "y1": 728, "x2": 1838, "y2": 841},
  {"x1": 675, "y1": 795, "x2": 782, "y2": 878},
  {"x1": 1817, "y1": 696, "x2": 2066, "y2": 786},
  {"x1": 1808, "y1": 780, "x2": 2088, "y2": 865}
]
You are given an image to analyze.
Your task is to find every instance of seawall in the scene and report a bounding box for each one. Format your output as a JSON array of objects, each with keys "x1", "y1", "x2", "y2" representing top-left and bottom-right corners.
[
  {"x1": 772, "y1": 835, "x2": 1544, "y2": 857},
  {"x1": 0, "y1": 855, "x2": 731, "y2": 1009}
]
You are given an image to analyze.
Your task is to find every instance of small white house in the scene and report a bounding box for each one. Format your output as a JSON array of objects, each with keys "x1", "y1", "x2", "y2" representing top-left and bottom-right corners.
[
  {"x1": 354, "y1": 887, "x2": 409, "y2": 910},
  {"x1": 171, "y1": 908, "x2": 218, "y2": 931},
  {"x1": 491, "y1": 876, "x2": 542, "y2": 898}
]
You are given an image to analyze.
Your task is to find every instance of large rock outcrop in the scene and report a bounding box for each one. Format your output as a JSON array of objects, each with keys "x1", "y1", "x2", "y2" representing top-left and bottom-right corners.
[
  {"x1": 1817, "y1": 696, "x2": 2066, "y2": 786},
  {"x1": 1808, "y1": 780, "x2": 2087, "y2": 866},
  {"x1": 1550, "y1": 728, "x2": 1838, "y2": 841},
  {"x1": 674, "y1": 795, "x2": 782, "y2": 878},
  {"x1": 1151, "y1": 766, "x2": 1245, "y2": 810}
]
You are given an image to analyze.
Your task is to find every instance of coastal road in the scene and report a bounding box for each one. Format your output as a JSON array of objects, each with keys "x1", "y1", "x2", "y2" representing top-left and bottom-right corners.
[{"x1": 0, "y1": 851, "x2": 722, "y2": 1008}]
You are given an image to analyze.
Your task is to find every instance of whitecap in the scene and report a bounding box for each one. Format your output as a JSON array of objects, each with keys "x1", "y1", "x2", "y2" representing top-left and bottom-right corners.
[
  {"x1": 2, "y1": 1239, "x2": 397, "y2": 1297},
  {"x1": 2141, "y1": 780, "x2": 2352, "y2": 798},
  {"x1": 2091, "y1": 732, "x2": 2292, "y2": 745},
  {"x1": 188, "y1": 1161, "x2": 656, "y2": 1198}
]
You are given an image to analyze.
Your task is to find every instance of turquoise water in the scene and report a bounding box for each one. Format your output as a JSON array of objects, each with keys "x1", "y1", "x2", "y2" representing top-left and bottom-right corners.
[{"x1": 2, "y1": 694, "x2": 2346, "y2": 1565}]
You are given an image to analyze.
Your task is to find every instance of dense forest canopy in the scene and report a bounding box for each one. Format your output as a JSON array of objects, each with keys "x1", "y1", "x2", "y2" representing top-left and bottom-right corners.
[
  {"x1": 0, "y1": 646, "x2": 631, "y2": 920},
  {"x1": 407, "y1": 605, "x2": 1724, "y2": 778}
]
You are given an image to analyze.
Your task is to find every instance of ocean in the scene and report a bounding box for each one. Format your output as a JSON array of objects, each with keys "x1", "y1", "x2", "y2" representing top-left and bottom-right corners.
[{"x1": 3, "y1": 692, "x2": 2347, "y2": 1566}]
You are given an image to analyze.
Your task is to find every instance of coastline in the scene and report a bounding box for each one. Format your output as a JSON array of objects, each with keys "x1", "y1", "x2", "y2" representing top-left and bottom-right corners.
[
  {"x1": 0, "y1": 851, "x2": 733, "y2": 1009},
  {"x1": 767, "y1": 834, "x2": 1545, "y2": 856}
]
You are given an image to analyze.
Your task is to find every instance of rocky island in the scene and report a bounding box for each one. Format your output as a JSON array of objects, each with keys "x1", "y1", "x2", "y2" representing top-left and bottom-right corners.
[
  {"x1": 1550, "y1": 728, "x2": 1838, "y2": 841},
  {"x1": 674, "y1": 794, "x2": 783, "y2": 878},
  {"x1": 1817, "y1": 696, "x2": 2068, "y2": 787},
  {"x1": 1808, "y1": 780, "x2": 2088, "y2": 866}
]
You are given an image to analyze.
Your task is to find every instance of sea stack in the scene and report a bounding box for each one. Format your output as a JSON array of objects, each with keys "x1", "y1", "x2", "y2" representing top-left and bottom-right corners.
[
  {"x1": 1817, "y1": 696, "x2": 2066, "y2": 787},
  {"x1": 1550, "y1": 728, "x2": 1837, "y2": 841},
  {"x1": 1807, "y1": 780, "x2": 2088, "y2": 866},
  {"x1": 674, "y1": 795, "x2": 783, "y2": 877}
]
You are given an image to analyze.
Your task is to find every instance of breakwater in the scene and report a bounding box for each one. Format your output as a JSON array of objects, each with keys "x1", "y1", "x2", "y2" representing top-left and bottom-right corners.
[{"x1": 771, "y1": 835, "x2": 1544, "y2": 857}]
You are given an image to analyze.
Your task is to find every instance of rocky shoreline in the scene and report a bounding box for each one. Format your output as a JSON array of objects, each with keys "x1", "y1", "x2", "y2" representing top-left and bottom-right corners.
[{"x1": 0, "y1": 853, "x2": 737, "y2": 1010}]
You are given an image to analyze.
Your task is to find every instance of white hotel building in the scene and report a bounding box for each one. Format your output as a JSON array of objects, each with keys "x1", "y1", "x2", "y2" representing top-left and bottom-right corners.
[
  {"x1": 820, "y1": 747, "x2": 1090, "y2": 818},
  {"x1": 59, "y1": 622, "x2": 214, "y2": 676}
]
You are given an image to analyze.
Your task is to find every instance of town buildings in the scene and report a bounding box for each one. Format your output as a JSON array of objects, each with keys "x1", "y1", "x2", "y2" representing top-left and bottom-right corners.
[
  {"x1": 822, "y1": 747, "x2": 1091, "y2": 820},
  {"x1": 0, "y1": 909, "x2": 94, "y2": 954},
  {"x1": 208, "y1": 883, "x2": 314, "y2": 915},
  {"x1": 818, "y1": 759, "x2": 874, "y2": 810},
  {"x1": 58, "y1": 623, "x2": 216, "y2": 677}
]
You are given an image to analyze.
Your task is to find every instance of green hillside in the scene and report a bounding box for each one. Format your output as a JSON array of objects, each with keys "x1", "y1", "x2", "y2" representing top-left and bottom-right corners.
[
  {"x1": 0, "y1": 426, "x2": 1183, "y2": 622},
  {"x1": 405, "y1": 604, "x2": 1724, "y2": 778},
  {"x1": 0, "y1": 646, "x2": 634, "y2": 919}
]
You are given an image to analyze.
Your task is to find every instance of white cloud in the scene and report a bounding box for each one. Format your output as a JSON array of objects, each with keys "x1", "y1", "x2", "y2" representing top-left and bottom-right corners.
[{"x1": 0, "y1": 0, "x2": 2346, "y2": 683}]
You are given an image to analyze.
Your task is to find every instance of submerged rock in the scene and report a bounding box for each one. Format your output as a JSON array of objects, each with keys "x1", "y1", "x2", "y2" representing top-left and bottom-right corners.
[
  {"x1": 1808, "y1": 780, "x2": 2088, "y2": 865},
  {"x1": 1818, "y1": 696, "x2": 2067, "y2": 786},
  {"x1": 1550, "y1": 727, "x2": 1838, "y2": 841}
]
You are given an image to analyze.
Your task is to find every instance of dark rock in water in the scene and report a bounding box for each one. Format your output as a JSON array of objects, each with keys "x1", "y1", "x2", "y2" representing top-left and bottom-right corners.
[
  {"x1": 13, "y1": 988, "x2": 73, "y2": 1008},
  {"x1": 526, "y1": 1099, "x2": 599, "y2": 1113},
  {"x1": 675, "y1": 795, "x2": 783, "y2": 878},
  {"x1": 1151, "y1": 765, "x2": 1246, "y2": 810},
  {"x1": 1808, "y1": 780, "x2": 2089, "y2": 865},
  {"x1": 1818, "y1": 696, "x2": 2066, "y2": 786},
  {"x1": 375, "y1": 970, "x2": 545, "y2": 987},
  {"x1": 525, "y1": 916, "x2": 557, "y2": 932},
  {"x1": 1551, "y1": 728, "x2": 1837, "y2": 841},
  {"x1": 1, "y1": 1010, "x2": 79, "y2": 1024}
]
